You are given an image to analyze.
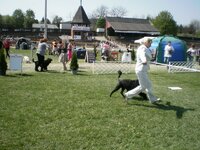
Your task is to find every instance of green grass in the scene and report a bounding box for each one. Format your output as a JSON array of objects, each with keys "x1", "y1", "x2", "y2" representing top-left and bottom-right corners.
[{"x1": 1, "y1": 49, "x2": 200, "y2": 149}]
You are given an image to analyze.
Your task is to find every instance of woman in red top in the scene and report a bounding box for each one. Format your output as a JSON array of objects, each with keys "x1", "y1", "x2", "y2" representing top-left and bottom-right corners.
[
  {"x1": 3, "y1": 39, "x2": 10, "y2": 58},
  {"x1": 67, "y1": 41, "x2": 74, "y2": 61}
]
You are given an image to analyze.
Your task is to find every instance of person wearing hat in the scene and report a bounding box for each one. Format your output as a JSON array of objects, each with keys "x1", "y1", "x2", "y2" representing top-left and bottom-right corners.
[{"x1": 124, "y1": 38, "x2": 160, "y2": 104}]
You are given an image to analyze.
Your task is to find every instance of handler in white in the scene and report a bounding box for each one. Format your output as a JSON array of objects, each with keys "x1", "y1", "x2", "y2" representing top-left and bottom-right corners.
[{"x1": 124, "y1": 38, "x2": 160, "y2": 104}]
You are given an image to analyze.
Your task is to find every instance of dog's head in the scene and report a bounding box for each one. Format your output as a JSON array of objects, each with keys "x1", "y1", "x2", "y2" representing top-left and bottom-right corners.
[{"x1": 118, "y1": 70, "x2": 122, "y2": 79}]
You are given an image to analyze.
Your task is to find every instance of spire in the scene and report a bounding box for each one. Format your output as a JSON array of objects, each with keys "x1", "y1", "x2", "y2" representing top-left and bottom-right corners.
[{"x1": 80, "y1": 0, "x2": 82, "y2": 6}]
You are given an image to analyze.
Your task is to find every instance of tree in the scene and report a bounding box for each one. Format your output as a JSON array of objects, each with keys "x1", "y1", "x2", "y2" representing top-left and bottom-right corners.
[
  {"x1": 188, "y1": 24, "x2": 196, "y2": 34},
  {"x1": 0, "y1": 14, "x2": 2, "y2": 28},
  {"x1": 40, "y1": 17, "x2": 51, "y2": 24},
  {"x1": 2, "y1": 15, "x2": 14, "y2": 28},
  {"x1": 52, "y1": 15, "x2": 63, "y2": 28},
  {"x1": 12, "y1": 9, "x2": 24, "y2": 28},
  {"x1": 96, "y1": 17, "x2": 105, "y2": 28},
  {"x1": 109, "y1": 6, "x2": 127, "y2": 17},
  {"x1": 152, "y1": 11, "x2": 178, "y2": 36},
  {"x1": 70, "y1": 51, "x2": 79, "y2": 74},
  {"x1": 189, "y1": 20, "x2": 200, "y2": 33},
  {"x1": 91, "y1": 5, "x2": 109, "y2": 18},
  {"x1": 24, "y1": 9, "x2": 36, "y2": 28}
]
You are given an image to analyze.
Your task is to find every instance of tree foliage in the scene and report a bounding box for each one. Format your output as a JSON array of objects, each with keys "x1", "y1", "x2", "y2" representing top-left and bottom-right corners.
[
  {"x1": 96, "y1": 17, "x2": 105, "y2": 28},
  {"x1": 24, "y1": 9, "x2": 37, "y2": 28},
  {"x1": 40, "y1": 17, "x2": 51, "y2": 24},
  {"x1": 90, "y1": 5, "x2": 109, "y2": 18},
  {"x1": 109, "y1": 6, "x2": 127, "y2": 17},
  {"x1": 70, "y1": 51, "x2": 79, "y2": 71},
  {"x1": 152, "y1": 11, "x2": 178, "y2": 36},
  {"x1": 12, "y1": 9, "x2": 24, "y2": 28},
  {"x1": 52, "y1": 16, "x2": 63, "y2": 28},
  {"x1": 90, "y1": 5, "x2": 127, "y2": 18},
  {"x1": 2, "y1": 15, "x2": 14, "y2": 28}
]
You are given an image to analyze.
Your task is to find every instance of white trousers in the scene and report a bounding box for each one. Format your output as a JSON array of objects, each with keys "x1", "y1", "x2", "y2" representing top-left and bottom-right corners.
[{"x1": 125, "y1": 70, "x2": 157, "y2": 102}]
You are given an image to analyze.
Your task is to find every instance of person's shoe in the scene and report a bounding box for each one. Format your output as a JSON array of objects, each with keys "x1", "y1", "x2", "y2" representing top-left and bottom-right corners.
[{"x1": 150, "y1": 98, "x2": 161, "y2": 104}]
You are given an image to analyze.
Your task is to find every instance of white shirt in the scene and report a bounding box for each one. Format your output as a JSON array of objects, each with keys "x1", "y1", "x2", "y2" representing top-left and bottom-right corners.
[
  {"x1": 187, "y1": 48, "x2": 196, "y2": 56},
  {"x1": 135, "y1": 44, "x2": 152, "y2": 72},
  {"x1": 164, "y1": 45, "x2": 174, "y2": 57}
]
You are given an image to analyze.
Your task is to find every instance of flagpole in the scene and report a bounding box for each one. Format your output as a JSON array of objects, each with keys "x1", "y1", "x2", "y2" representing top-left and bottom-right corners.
[{"x1": 44, "y1": 0, "x2": 47, "y2": 38}]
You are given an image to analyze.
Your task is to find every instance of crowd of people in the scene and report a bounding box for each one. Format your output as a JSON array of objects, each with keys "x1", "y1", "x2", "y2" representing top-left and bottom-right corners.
[
  {"x1": 164, "y1": 41, "x2": 200, "y2": 65},
  {"x1": 35, "y1": 38, "x2": 75, "y2": 72}
]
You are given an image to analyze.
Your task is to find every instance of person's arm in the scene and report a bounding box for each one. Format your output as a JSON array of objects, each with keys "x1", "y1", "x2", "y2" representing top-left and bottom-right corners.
[{"x1": 140, "y1": 48, "x2": 147, "y2": 65}]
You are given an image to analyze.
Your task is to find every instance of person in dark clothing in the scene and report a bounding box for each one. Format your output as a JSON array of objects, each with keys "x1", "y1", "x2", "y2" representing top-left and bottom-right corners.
[{"x1": 36, "y1": 38, "x2": 48, "y2": 71}]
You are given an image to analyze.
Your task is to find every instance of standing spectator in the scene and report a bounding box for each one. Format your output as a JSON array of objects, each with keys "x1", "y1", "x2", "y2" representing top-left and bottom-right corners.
[
  {"x1": 3, "y1": 38, "x2": 11, "y2": 58},
  {"x1": 58, "y1": 40, "x2": 67, "y2": 71},
  {"x1": 52, "y1": 40, "x2": 58, "y2": 55},
  {"x1": 93, "y1": 45, "x2": 97, "y2": 60},
  {"x1": 57, "y1": 40, "x2": 63, "y2": 56},
  {"x1": 187, "y1": 43, "x2": 196, "y2": 62},
  {"x1": 67, "y1": 40, "x2": 74, "y2": 62},
  {"x1": 124, "y1": 38, "x2": 160, "y2": 104},
  {"x1": 102, "y1": 41, "x2": 110, "y2": 61},
  {"x1": 36, "y1": 38, "x2": 48, "y2": 71},
  {"x1": 164, "y1": 41, "x2": 174, "y2": 64}
]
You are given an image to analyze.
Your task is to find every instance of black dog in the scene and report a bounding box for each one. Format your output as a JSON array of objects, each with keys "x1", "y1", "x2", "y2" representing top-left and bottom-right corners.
[
  {"x1": 110, "y1": 70, "x2": 147, "y2": 99},
  {"x1": 32, "y1": 58, "x2": 52, "y2": 71}
]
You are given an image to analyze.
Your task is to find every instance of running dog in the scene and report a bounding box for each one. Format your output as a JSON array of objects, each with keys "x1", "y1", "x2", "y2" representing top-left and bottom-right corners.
[
  {"x1": 32, "y1": 58, "x2": 52, "y2": 71},
  {"x1": 110, "y1": 70, "x2": 147, "y2": 99}
]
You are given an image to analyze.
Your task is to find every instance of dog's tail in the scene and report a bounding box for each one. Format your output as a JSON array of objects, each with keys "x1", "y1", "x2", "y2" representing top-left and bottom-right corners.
[{"x1": 118, "y1": 70, "x2": 122, "y2": 79}]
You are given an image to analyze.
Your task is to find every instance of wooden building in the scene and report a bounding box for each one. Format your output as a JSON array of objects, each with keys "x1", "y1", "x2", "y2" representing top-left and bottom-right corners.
[{"x1": 71, "y1": 5, "x2": 91, "y2": 40}]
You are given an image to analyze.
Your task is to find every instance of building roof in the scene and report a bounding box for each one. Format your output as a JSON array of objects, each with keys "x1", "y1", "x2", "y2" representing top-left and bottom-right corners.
[
  {"x1": 106, "y1": 17, "x2": 159, "y2": 35},
  {"x1": 71, "y1": 6, "x2": 90, "y2": 25}
]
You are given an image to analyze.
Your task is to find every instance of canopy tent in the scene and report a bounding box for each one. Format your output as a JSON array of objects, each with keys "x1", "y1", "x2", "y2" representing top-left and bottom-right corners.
[
  {"x1": 150, "y1": 36, "x2": 187, "y2": 63},
  {"x1": 134, "y1": 36, "x2": 155, "y2": 44}
]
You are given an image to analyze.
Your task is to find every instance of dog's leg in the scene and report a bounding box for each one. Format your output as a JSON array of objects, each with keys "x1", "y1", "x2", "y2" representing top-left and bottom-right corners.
[
  {"x1": 139, "y1": 92, "x2": 148, "y2": 100},
  {"x1": 110, "y1": 84, "x2": 121, "y2": 97},
  {"x1": 120, "y1": 88, "x2": 126, "y2": 98}
]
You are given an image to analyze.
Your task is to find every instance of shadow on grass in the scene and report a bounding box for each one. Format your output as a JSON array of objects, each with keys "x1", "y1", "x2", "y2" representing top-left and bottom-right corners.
[
  {"x1": 129, "y1": 101, "x2": 195, "y2": 119},
  {"x1": 5, "y1": 73, "x2": 33, "y2": 77}
]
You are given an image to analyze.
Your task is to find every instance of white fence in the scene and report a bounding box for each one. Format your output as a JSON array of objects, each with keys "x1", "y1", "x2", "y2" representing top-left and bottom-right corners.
[
  {"x1": 168, "y1": 61, "x2": 200, "y2": 73},
  {"x1": 92, "y1": 61, "x2": 133, "y2": 74}
]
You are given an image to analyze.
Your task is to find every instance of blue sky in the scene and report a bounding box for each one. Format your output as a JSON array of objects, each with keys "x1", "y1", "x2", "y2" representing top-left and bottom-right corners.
[{"x1": 1, "y1": 0, "x2": 200, "y2": 25}]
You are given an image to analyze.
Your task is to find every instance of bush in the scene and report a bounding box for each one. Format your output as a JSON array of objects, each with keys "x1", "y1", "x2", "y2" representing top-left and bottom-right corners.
[
  {"x1": 131, "y1": 49, "x2": 136, "y2": 61},
  {"x1": 0, "y1": 41, "x2": 7, "y2": 76},
  {"x1": 70, "y1": 51, "x2": 79, "y2": 71}
]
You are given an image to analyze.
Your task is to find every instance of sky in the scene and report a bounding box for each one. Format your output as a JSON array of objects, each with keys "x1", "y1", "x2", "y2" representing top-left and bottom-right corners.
[{"x1": 1, "y1": 0, "x2": 200, "y2": 26}]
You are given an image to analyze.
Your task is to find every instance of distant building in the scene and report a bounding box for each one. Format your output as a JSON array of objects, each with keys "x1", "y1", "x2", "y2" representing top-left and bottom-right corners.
[
  {"x1": 70, "y1": 5, "x2": 91, "y2": 40},
  {"x1": 60, "y1": 21, "x2": 71, "y2": 30},
  {"x1": 32, "y1": 23, "x2": 58, "y2": 30},
  {"x1": 105, "y1": 17, "x2": 160, "y2": 38}
]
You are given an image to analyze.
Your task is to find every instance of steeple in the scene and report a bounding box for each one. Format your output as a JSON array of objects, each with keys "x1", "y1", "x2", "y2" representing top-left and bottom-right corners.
[
  {"x1": 80, "y1": 0, "x2": 82, "y2": 6},
  {"x1": 71, "y1": 5, "x2": 90, "y2": 25}
]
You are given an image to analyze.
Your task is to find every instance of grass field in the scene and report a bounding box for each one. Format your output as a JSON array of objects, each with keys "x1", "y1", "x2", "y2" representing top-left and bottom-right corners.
[{"x1": 1, "y1": 49, "x2": 200, "y2": 149}]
